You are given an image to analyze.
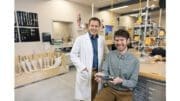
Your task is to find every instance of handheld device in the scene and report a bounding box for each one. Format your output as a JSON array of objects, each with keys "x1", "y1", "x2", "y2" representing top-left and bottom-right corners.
[{"x1": 102, "y1": 76, "x2": 114, "y2": 81}]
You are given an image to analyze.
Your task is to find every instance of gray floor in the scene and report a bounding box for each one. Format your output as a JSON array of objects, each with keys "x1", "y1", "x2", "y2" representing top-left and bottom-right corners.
[{"x1": 15, "y1": 67, "x2": 76, "y2": 101}]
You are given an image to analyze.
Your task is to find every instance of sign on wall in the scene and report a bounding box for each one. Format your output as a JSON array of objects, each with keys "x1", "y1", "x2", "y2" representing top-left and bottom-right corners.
[{"x1": 14, "y1": 11, "x2": 40, "y2": 42}]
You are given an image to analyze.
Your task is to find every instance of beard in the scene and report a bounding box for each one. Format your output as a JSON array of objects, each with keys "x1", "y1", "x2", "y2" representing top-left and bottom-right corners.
[{"x1": 115, "y1": 44, "x2": 127, "y2": 52}]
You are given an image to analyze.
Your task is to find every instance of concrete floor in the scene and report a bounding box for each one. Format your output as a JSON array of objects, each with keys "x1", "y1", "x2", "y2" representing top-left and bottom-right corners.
[{"x1": 15, "y1": 68, "x2": 76, "y2": 101}]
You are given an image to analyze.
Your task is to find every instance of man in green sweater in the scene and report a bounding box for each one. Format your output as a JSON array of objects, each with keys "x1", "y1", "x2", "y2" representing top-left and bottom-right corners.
[{"x1": 94, "y1": 29, "x2": 140, "y2": 101}]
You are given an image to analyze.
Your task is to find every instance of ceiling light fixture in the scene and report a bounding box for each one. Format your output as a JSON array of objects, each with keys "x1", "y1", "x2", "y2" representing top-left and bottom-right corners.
[
  {"x1": 110, "y1": 6, "x2": 128, "y2": 11},
  {"x1": 132, "y1": 8, "x2": 140, "y2": 11}
]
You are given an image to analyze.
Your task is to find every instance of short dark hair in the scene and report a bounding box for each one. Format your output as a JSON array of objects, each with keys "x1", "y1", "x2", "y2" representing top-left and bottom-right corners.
[
  {"x1": 114, "y1": 29, "x2": 130, "y2": 40},
  {"x1": 88, "y1": 17, "x2": 101, "y2": 26}
]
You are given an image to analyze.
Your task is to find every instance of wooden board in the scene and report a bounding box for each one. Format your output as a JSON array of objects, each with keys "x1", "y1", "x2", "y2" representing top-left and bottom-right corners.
[
  {"x1": 15, "y1": 65, "x2": 69, "y2": 88},
  {"x1": 15, "y1": 52, "x2": 69, "y2": 88},
  {"x1": 139, "y1": 62, "x2": 165, "y2": 81}
]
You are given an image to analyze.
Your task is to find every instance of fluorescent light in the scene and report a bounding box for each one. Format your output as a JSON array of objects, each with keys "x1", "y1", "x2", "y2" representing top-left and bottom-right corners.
[
  {"x1": 129, "y1": 12, "x2": 146, "y2": 17},
  {"x1": 132, "y1": 8, "x2": 140, "y2": 11},
  {"x1": 129, "y1": 14, "x2": 138, "y2": 17},
  {"x1": 110, "y1": 6, "x2": 128, "y2": 11}
]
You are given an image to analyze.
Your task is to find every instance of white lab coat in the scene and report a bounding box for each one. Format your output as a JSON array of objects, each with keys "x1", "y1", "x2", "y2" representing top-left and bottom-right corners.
[{"x1": 70, "y1": 33, "x2": 107, "y2": 101}]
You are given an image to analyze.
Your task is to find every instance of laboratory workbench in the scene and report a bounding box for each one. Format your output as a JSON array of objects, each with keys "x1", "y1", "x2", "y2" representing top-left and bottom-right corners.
[
  {"x1": 129, "y1": 48, "x2": 166, "y2": 101},
  {"x1": 139, "y1": 62, "x2": 165, "y2": 82},
  {"x1": 134, "y1": 62, "x2": 166, "y2": 101}
]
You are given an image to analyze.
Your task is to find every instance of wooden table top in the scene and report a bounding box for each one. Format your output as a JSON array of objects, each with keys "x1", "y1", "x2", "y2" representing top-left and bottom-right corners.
[{"x1": 139, "y1": 62, "x2": 166, "y2": 82}]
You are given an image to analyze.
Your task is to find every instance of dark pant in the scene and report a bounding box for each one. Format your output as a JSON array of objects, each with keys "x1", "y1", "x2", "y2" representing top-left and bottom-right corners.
[
  {"x1": 91, "y1": 70, "x2": 98, "y2": 101},
  {"x1": 94, "y1": 87, "x2": 132, "y2": 101}
]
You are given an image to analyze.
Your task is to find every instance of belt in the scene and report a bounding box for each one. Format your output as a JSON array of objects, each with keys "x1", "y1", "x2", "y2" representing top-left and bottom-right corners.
[
  {"x1": 118, "y1": 89, "x2": 131, "y2": 92},
  {"x1": 92, "y1": 68, "x2": 98, "y2": 71},
  {"x1": 104, "y1": 83, "x2": 131, "y2": 92}
]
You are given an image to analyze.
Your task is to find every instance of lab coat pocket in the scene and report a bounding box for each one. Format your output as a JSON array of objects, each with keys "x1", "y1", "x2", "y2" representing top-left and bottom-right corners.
[{"x1": 80, "y1": 70, "x2": 89, "y2": 81}]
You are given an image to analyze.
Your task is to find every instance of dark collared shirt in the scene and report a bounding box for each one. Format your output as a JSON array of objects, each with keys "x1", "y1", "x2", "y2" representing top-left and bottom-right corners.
[{"x1": 89, "y1": 33, "x2": 98, "y2": 70}]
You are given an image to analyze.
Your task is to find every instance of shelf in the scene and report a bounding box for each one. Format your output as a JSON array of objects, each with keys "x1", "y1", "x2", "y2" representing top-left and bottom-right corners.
[
  {"x1": 105, "y1": 40, "x2": 113, "y2": 45},
  {"x1": 134, "y1": 24, "x2": 153, "y2": 28},
  {"x1": 16, "y1": 26, "x2": 39, "y2": 28},
  {"x1": 133, "y1": 34, "x2": 140, "y2": 36},
  {"x1": 132, "y1": 46, "x2": 165, "y2": 48}
]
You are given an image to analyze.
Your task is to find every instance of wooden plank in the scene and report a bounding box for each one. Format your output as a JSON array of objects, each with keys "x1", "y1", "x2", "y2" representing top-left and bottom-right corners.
[
  {"x1": 15, "y1": 65, "x2": 69, "y2": 88},
  {"x1": 139, "y1": 63, "x2": 165, "y2": 81},
  {"x1": 15, "y1": 52, "x2": 69, "y2": 88}
]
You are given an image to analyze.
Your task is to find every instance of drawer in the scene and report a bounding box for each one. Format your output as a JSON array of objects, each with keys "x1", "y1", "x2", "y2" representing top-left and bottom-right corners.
[
  {"x1": 133, "y1": 95, "x2": 147, "y2": 101},
  {"x1": 147, "y1": 89, "x2": 166, "y2": 101},
  {"x1": 146, "y1": 80, "x2": 166, "y2": 101},
  {"x1": 134, "y1": 77, "x2": 166, "y2": 101},
  {"x1": 148, "y1": 95, "x2": 166, "y2": 101}
]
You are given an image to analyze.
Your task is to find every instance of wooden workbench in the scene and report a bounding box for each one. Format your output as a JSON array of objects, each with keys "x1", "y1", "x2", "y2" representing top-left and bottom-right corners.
[
  {"x1": 129, "y1": 49, "x2": 166, "y2": 82},
  {"x1": 139, "y1": 62, "x2": 165, "y2": 82},
  {"x1": 134, "y1": 62, "x2": 166, "y2": 101}
]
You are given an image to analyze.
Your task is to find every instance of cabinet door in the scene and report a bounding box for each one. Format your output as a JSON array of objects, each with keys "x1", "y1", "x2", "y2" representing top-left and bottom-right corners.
[
  {"x1": 133, "y1": 77, "x2": 166, "y2": 101},
  {"x1": 146, "y1": 79, "x2": 166, "y2": 101},
  {"x1": 133, "y1": 77, "x2": 148, "y2": 101}
]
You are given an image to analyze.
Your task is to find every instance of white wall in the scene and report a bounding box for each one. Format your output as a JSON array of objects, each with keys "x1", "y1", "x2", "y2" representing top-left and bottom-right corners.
[
  {"x1": 119, "y1": 16, "x2": 136, "y2": 28},
  {"x1": 15, "y1": 42, "x2": 54, "y2": 56},
  {"x1": 96, "y1": 10, "x2": 166, "y2": 29},
  {"x1": 15, "y1": 0, "x2": 92, "y2": 55},
  {"x1": 95, "y1": 10, "x2": 136, "y2": 35},
  {"x1": 52, "y1": 21, "x2": 73, "y2": 41},
  {"x1": 95, "y1": 11, "x2": 120, "y2": 26},
  {"x1": 152, "y1": 13, "x2": 166, "y2": 28},
  {"x1": 15, "y1": 0, "x2": 92, "y2": 36}
]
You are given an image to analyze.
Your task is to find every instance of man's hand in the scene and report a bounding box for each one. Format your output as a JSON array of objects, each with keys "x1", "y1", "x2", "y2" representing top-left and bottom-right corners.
[
  {"x1": 95, "y1": 72, "x2": 104, "y2": 77},
  {"x1": 82, "y1": 67, "x2": 88, "y2": 72},
  {"x1": 110, "y1": 77, "x2": 123, "y2": 85},
  {"x1": 80, "y1": 67, "x2": 89, "y2": 80},
  {"x1": 94, "y1": 72, "x2": 104, "y2": 83}
]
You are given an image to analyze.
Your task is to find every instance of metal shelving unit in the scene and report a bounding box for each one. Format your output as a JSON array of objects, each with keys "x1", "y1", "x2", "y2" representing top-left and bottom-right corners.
[{"x1": 132, "y1": 0, "x2": 166, "y2": 56}]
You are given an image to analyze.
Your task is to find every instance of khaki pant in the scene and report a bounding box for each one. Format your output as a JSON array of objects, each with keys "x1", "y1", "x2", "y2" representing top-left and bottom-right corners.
[
  {"x1": 91, "y1": 70, "x2": 98, "y2": 101},
  {"x1": 94, "y1": 87, "x2": 132, "y2": 101}
]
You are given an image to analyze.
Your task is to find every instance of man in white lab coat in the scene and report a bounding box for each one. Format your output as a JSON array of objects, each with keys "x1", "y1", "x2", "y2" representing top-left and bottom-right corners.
[{"x1": 70, "y1": 17, "x2": 108, "y2": 101}]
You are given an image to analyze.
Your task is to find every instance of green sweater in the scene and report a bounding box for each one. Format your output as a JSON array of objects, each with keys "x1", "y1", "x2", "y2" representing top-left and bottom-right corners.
[{"x1": 101, "y1": 50, "x2": 140, "y2": 91}]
